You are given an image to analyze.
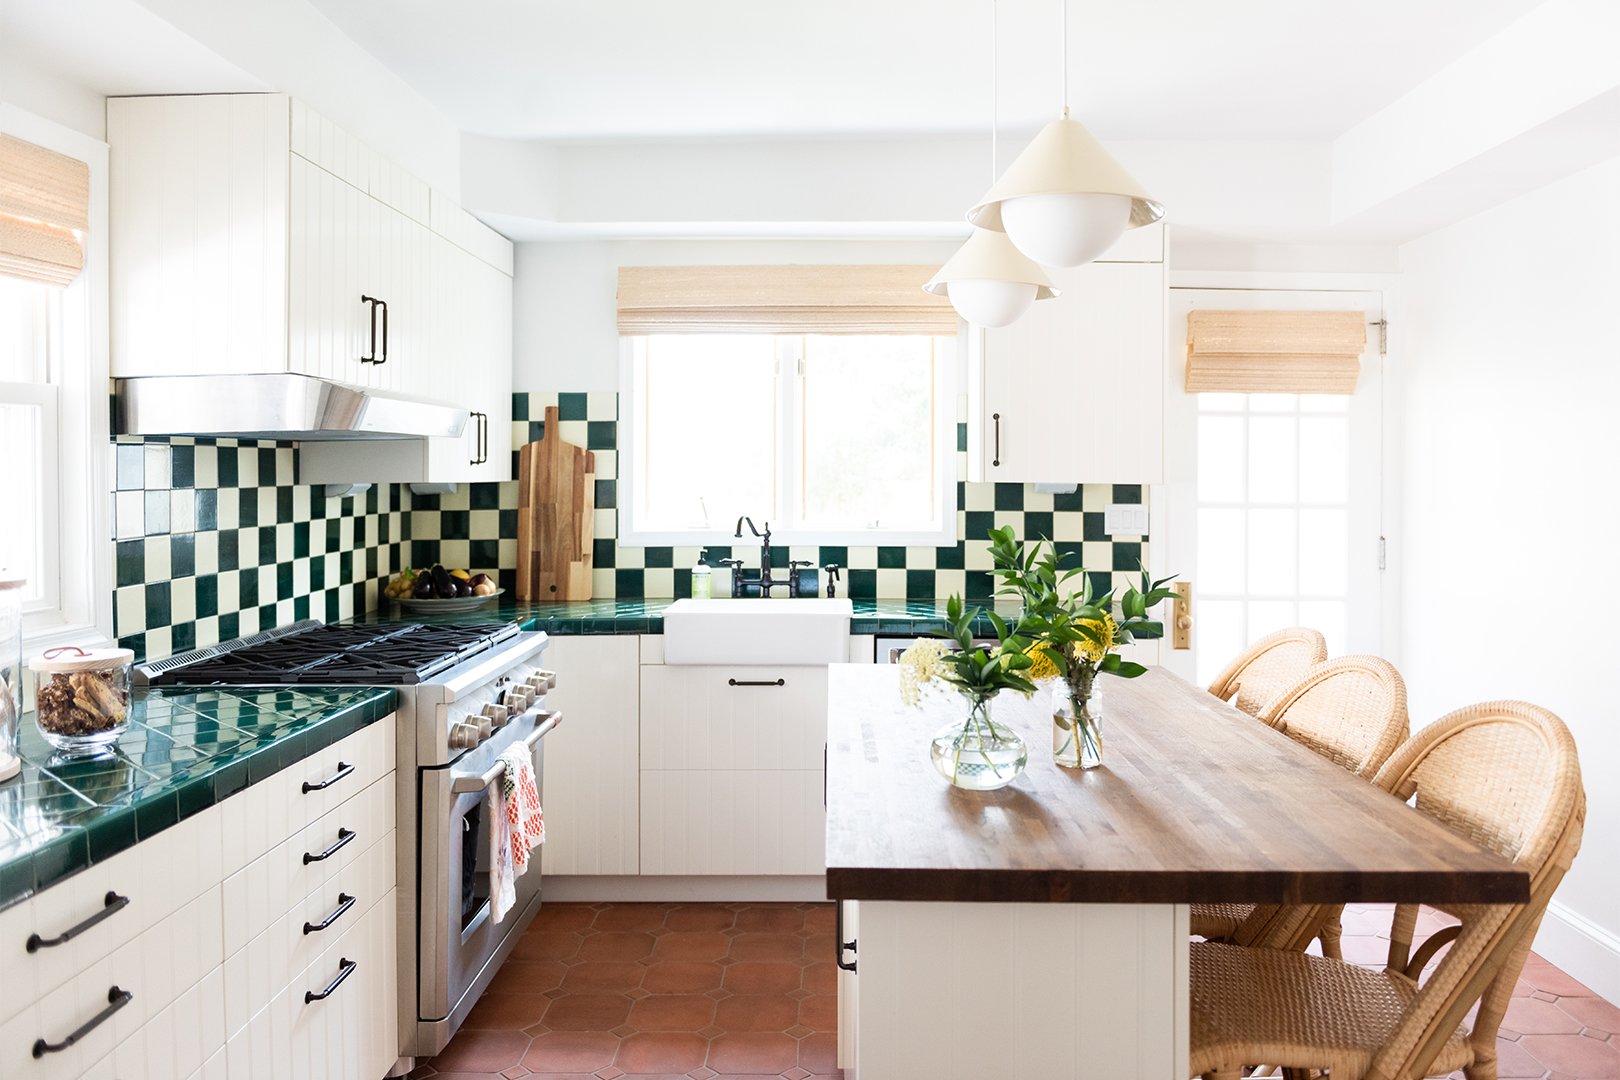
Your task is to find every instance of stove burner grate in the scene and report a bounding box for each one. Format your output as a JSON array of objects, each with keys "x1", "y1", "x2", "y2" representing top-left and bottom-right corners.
[{"x1": 148, "y1": 622, "x2": 520, "y2": 685}]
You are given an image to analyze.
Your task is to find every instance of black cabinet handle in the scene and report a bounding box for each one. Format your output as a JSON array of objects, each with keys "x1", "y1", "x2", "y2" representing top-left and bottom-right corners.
[
  {"x1": 360, "y1": 296, "x2": 388, "y2": 365},
  {"x1": 305, "y1": 957, "x2": 357, "y2": 1004},
  {"x1": 836, "y1": 901, "x2": 858, "y2": 973},
  {"x1": 303, "y1": 828, "x2": 357, "y2": 865},
  {"x1": 33, "y1": 986, "x2": 132, "y2": 1057},
  {"x1": 27, "y1": 891, "x2": 128, "y2": 953},
  {"x1": 727, "y1": 678, "x2": 785, "y2": 687},
  {"x1": 302, "y1": 761, "x2": 354, "y2": 794},
  {"x1": 992, "y1": 412, "x2": 1001, "y2": 468},
  {"x1": 303, "y1": 893, "x2": 356, "y2": 935},
  {"x1": 469, "y1": 411, "x2": 489, "y2": 465}
]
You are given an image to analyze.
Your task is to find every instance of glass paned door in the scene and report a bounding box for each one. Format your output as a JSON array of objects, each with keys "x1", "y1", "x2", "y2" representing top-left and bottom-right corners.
[{"x1": 1160, "y1": 289, "x2": 1384, "y2": 687}]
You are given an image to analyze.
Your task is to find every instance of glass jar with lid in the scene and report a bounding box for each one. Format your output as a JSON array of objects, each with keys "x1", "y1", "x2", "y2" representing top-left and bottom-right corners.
[
  {"x1": 29, "y1": 645, "x2": 134, "y2": 755},
  {"x1": 0, "y1": 570, "x2": 23, "y2": 781}
]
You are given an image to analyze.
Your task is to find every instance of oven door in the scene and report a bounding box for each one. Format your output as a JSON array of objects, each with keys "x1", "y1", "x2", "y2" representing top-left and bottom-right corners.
[{"x1": 418, "y1": 710, "x2": 557, "y2": 1028}]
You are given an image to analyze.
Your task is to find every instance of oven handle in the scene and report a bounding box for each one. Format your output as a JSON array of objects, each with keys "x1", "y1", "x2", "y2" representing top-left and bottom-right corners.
[{"x1": 449, "y1": 711, "x2": 561, "y2": 795}]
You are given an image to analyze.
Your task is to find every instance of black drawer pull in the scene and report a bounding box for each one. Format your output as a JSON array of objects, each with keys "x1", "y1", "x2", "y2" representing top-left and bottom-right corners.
[
  {"x1": 33, "y1": 985, "x2": 132, "y2": 1057},
  {"x1": 728, "y1": 678, "x2": 785, "y2": 687},
  {"x1": 303, "y1": 828, "x2": 357, "y2": 865},
  {"x1": 302, "y1": 761, "x2": 354, "y2": 794},
  {"x1": 27, "y1": 891, "x2": 129, "y2": 953},
  {"x1": 836, "y1": 901, "x2": 858, "y2": 973},
  {"x1": 303, "y1": 893, "x2": 356, "y2": 935},
  {"x1": 305, "y1": 958, "x2": 357, "y2": 1004}
]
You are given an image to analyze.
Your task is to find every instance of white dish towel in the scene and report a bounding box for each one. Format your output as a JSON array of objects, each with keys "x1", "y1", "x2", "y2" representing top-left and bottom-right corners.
[{"x1": 488, "y1": 745, "x2": 545, "y2": 924}]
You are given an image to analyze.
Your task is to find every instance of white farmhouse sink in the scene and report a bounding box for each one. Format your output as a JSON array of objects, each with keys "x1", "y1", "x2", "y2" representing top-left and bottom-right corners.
[{"x1": 662, "y1": 598, "x2": 854, "y2": 665}]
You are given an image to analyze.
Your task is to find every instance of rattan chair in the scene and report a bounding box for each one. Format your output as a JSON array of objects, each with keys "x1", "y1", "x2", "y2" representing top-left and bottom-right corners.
[
  {"x1": 1191, "y1": 656, "x2": 1410, "y2": 957},
  {"x1": 1190, "y1": 701, "x2": 1586, "y2": 1080},
  {"x1": 1206, "y1": 627, "x2": 1328, "y2": 718}
]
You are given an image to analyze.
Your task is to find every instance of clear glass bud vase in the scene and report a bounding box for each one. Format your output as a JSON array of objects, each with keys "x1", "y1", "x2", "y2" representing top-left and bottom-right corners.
[
  {"x1": 1053, "y1": 678, "x2": 1102, "y2": 769},
  {"x1": 929, "y1": 694, "x2": 1028, "y2": 790}
]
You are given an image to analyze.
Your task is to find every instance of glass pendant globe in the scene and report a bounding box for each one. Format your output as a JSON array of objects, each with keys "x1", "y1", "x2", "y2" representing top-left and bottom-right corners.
[
  {"x1": 1000, "y1": 191, "x2": 1133, "y2": 269},
  {"x1": 947, "y1": 279, "x2": 1039, "y2": 329}
]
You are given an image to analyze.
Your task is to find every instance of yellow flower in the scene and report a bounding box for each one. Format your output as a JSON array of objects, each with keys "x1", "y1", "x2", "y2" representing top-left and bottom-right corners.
[
  {"x1": 1023, "y1": 640, "x2": 1060, "y2": 681},
  {"x1": 1075, "y1": 614, "x2": 1118, "y2": 662}
]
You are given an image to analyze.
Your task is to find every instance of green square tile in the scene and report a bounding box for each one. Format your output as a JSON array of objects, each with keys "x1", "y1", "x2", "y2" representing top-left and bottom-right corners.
[{"x1": 32, "y1": 829, "x2": 90, "y2": 892}]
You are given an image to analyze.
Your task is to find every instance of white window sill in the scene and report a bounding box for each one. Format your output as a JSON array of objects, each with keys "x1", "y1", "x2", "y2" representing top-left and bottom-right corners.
[
  {"x1": 617, "y1": 525, "x2": 958, "y2": 549},
  {"x1": 22, "y1": 620, "x2": 114, "y2": 658}
]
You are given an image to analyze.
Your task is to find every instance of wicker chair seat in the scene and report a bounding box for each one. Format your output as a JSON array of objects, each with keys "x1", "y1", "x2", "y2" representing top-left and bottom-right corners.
[
  {"x1": 1190, "y1": 902, "x2": 1254, "y2": 941},
  {"x1": 1191, "y1": 942, "x2": 1472, "y2": 1079}
]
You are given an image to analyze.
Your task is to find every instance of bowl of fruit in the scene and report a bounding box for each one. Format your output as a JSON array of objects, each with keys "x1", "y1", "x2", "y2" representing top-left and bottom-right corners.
[{"x1": 385, "y1": 566, "x2": 504, "y2": 612}]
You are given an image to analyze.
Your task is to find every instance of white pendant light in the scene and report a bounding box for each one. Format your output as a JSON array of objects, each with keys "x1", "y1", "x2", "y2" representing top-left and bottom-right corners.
[
  {"x1": 967, "y1": 0, "x2": 1164, "y2": 269},
  {"x1": 924, "y1": 0, "x2": 1056, "y2": 329}
]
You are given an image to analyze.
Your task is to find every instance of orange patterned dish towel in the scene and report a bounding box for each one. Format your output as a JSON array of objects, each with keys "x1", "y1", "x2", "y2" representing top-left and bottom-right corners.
[{"x1": 500, "y1": 745, "x2": 545, "y2": 875}]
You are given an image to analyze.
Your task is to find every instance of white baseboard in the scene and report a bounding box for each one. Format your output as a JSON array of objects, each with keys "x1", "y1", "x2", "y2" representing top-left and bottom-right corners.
[
  {"x1": 1532, "y1": 901, "x2": 1620, "y2": 1003},
  {"x1": 542, "y1": 875, "x2": 828, "y2": 903}
]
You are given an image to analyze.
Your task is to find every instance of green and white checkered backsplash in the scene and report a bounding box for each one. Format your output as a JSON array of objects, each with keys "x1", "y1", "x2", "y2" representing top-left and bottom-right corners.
[{"x1": 111, "y1": 393, "x2": 1150, "y2": 661}]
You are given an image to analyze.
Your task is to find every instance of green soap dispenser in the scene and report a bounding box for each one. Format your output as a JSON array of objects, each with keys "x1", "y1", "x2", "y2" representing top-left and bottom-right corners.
[{"x1": 692, "y1": 549, "x2": 712, "y2": 599}]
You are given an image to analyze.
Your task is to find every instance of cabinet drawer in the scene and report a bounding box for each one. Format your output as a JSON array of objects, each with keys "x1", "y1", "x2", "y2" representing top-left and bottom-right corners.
[
  {"x1": 640, "y1": 770, "x2": 825, "y2": 875},
  {"x1": 640, "y1": 666, "x2": 828, "y2": 770}
]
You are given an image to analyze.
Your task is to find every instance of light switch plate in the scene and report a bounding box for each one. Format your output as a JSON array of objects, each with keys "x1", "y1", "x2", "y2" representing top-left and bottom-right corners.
[{"x1": 1104, "y1": 504, "x2": 1150, "y2": 536}]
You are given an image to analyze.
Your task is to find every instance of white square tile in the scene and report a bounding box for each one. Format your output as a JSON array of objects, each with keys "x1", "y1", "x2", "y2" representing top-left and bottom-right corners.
[
  {"x1": 643, "y1": 567, "x2": 674, "y2": 597},
  {"x1": 234, "y1": 448, "x2": 256, "y2": 489},
  {"x1": 293, "y1": 559, "x2": 310, "y2": 597},
  {"x1": 193, "y1": 446, "x2": 218, "y2": 489},
  {"x1": 846, "y1": 546, "x2": 878, "y2": 570},
  {"x1": 412, "y1": 510, "x2": 440, "y2": 539},
  {"x1": 144, "y1": 626, "x2": 171, "y2": 660},
  {"x1": 469, "y1": 510, "x2": 498, "y2": 539},
  {"x1": 292, "y1": 486, "x2": 310, "y2": 522},
  {"x1": 876, "y1": 569, "x2": 907, "y2": 598},
  {"x1": 1082, "y1": 541, "x2": 1114, "y2": 570},
  {"x1": 558, "y1": 419, "x2": 588, "y2": 448},
  {"x1": 992, "y1": 511, "x2": 1024, "y2": 537},
  {"x1": 593, "y1": 507, "x2": 616, "y2": 539},
  {"x1": 116, "y1": 585, "x2": 146, "y2": 635},
  {"x1": 1081, "y1": 484, "x2": 1111, "y2": 512},
  {"x1": 591, "y1": 448, "x2": 617, "y2": 480},
  {"x1": 673, "y1": 546, "x2": 704, "y2": 568},
  {"x1": 905, "y1": 547, "x2": 936, "y2": 570},
  {"x1": 614, "y1": 545, "x2": 644, "y2": 569},
  {"x1": 499, "y1": 538, "x2": 517, "y2": 565},
  {"x1": 236, "y1": 606, "x2": 257, "y2": 635},
  {"x1": 256, "y1": 487, "x2": 276, "y2": 525},
  {"x1": 216, "y1": 570, "x2": 240, "y2": 615},
  {"x1": 257, "y1": 565, "x2": 276, "y2": 603},
  {"x1": 963, "y1": 483, "x2": 995, "y2": 511},
  {"x1": 215, "y1": 488, "x2": 238, "y2": 528},
  {"x1": 115, "y1": 491, "x2": 145, "y2": 540},
  {"x1": 591, "y1": 567, "x2": 616, "y2": 597},
  {"x1": 965, "y1": 540, "x2": 995, "y2": 570},
  {"x1": 956, "y1": 392, "x2": 969, "y2": 422},
  {"x1": 439, "y1": 485, "x2": 470, "y2": 510},
  {"x1": 195, "y1": 616, "x2": 220, "y2": 649},
  {"x1": 275, "y1": 599, "x2": 294, "y2": 628},
  {"x1": 587, "y1": 392, "x2": 618, "y2": 421},
  {"x1": 1023, "y1": 488, "x2": 1054, "y2": 511},
  {"x1": 499, "y1": 481, "x2": 520, "y2": 510},
  {"x1": 934, "y1": 569, "x2": 967, "y2": 598},
  {"x1": 171, "y1": 577, "x2": 196, "y2": 624},
  {"x1": 170, "y1": 490, "x2": 196, "y2": 533},
  {"x1": 275, "y1": 449, "x2": 295, "y2": 486},
  {"x1": 1053, "y1": 513, "x2": 1087, "y2": 541},
  {"x1": 144, "y1": 536, "x2": 171, "y2": 582},
  {"x1": 439, "y1": 540, "x2": 470, "y2": 568},
  {"x1": 144, "y1": 444, "x2": 171, "y2": 490},
  {"x1": 195, "y1": 531, "x2": 219, "y2": 575}
]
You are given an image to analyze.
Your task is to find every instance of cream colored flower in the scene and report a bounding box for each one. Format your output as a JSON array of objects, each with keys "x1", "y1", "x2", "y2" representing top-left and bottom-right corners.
[{"x1": 897, "y1": 638, "x2": 951, "y2": 708}]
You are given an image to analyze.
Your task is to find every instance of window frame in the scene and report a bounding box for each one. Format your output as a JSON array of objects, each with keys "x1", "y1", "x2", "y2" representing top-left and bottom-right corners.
[
  {"x1": 0, "y1": 105, "x2": 114, "y2": 651},
  {"x1": 618, "y1": 332, "x2": 958, "y2": 548}
]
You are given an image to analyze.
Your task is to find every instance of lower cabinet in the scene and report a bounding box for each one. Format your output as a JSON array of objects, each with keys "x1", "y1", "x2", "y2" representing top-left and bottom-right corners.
[{"x1": 0, "y1": 718, "x2": 399, "y2": 1080}]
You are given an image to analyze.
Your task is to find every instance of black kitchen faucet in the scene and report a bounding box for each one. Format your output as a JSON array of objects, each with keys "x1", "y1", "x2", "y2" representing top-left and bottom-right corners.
[{"x1": 729, "y1": 517, "x2": 812, "y2": 597}]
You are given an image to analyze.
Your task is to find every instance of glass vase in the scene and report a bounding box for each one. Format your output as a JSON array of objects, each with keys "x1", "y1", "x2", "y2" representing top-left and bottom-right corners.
[
  {"x1": 1053, "y1": 676, "x2": 1102, "y2": 769},
  {"x1": 929, "y1": 695, "x2": 1028, "y2": 790}
]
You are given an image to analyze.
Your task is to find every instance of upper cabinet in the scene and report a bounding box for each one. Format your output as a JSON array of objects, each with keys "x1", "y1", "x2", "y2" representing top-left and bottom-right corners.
[
  {"x1": 108, "y1": 94, "x2": 513, "y2": 483},
  {"x1": 965, "y1": 224, "x2": 1166, "y2": 485}
]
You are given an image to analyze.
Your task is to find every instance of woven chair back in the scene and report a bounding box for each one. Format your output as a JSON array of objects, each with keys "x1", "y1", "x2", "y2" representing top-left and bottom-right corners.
[
  {"x1": 1365, "y1": 701, "x2": 1585, "y2": 1080},
  {"x1": 1258, "y1": 656, "x2": 1409, "y2": 780},
  {"x1": 1206, "y1": 627, "x2": 1328, "y2": 717}
]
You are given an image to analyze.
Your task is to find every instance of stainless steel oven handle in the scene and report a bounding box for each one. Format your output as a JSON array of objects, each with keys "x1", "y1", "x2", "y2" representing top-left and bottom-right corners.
[{"x1": 450, "y1": 711, "x2": 561, "y2": 795}]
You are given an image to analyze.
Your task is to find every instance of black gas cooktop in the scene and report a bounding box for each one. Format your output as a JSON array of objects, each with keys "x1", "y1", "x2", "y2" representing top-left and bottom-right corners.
[{"x1": 145, "y1": 621, "x2": 522, "y2": 686}]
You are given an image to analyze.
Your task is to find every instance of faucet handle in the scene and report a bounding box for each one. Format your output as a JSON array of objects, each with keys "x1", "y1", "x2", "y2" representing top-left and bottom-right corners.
[
  {"x1": 718, "y1": 558, "x2": 744, "y2": 569},
  {"x1": 789, "y1": 560, "x2": 814, "y2": 569}
]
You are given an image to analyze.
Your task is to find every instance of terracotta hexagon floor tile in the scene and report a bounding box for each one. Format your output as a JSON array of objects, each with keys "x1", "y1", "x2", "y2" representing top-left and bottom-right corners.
[
  {"x1": 796, "y1": 1033, "x2": 838, "y2": 1074},
  {"x1": 1532, "y1": 990, "x2": 1559, "y2": 1002},
  {"x1": 581, "y1": 932, "x2": 658, "y2": 963},
  {"x1": 1560, "y1": 996, "x2": 1620, "y2": 1032},
  {"x1": 545, "y1": 994, "x2": 636, "y2": 1031},
  {"x1": 714, "y1": 994, "x2": 799, "y2": 1033},
  {"x1": 644, "y1": 961, "x2": 727, "y2": 994},
  {"x1": 785, "y1": 1025, "x2": 814, "y2": 1040},
  {"x1": 522, "y1": 1031, "x2": 623, "y2": 1073},
  {"x1": 613, "y1": 1032, "x2": 711, "y2": 1074},
  {"x1": 1525, "y1": 956, "x2": 1600, "y2": 996},
  {"x1": 716, "y1": 956, "x2": 738, "y2": 967},
  {"x1": 532, "y1": 904, "x2": 600, "y2": 933},
  {"x1": 595, "y1": 1068, "x2": 626, "y2": 1080},
  {"x1": 463, "y1": 992, "x2": 553, "y2": 1030},
  {"x1": 706, "y1": 989, "x2": 734, "y2": 1001},
  {"x1": 802, "y1": 905, "x2": 835, "y2": 934},
  {"x1": 782, "y1": 1068, "x2": 812, "y2": 1080},
  {"x1": 595, "y1": 904, "x2": 674, "y2": 933},
  {"x1": 723, "y1": 962, "x2": 803, "y2": 996},
  {"x1": 1506, "y1": 997, "x2": 1585, "y2": 1036},
  {"x1": 650, "y1": 927, "x2": 673, "y2": 936},
  {"x1": 522, "y1": 1023, "x2": 552, "y2": 1037},
  {"x1": 727, "y1": 934, "x2": 805, "y2": 964},
  {"x1": 629, "y1": 994, "x2": 719, "y2": 1032},
  {"x1": 667, "y1": 907, "x2": 737, "y2": 933},
  {"x1": 656, "y1": 932, "x2": 733, "y2": 962},
  {"x1": 546, "y1": 988, "x2": 572, "y2": 999},
  {"x1": 613, "y1": 1025, "x2": 641, "y2": 1038},
  {"x1": 688, "y1": 1068, "x2": 719, "y2": 1080},
  {"x1": 1519, "y1": 1033, "x2": 1620, "y2": 1078},
  {"x1": 628, "y1": 987, "x2": 652, "y2": 999},
  {"x1": 698, "y1": 1025, "x2": 726, "y2": 1039},
  {"x1": 721, "y1": 928, "x2": 746, "y2": 938},
  {"x1": 500, "y1": 1068, "x2": 532, "y2": 1079},
  {"x1": 489, "y1": 960, "x2": 568, "y2": 995},
  {"x1": 800, "y1": 964, "x2": 836, "y2": 996},
  {"x1": 734, "y1": 907, "x2": 805, "y2": 934},
  {"x1": 431, "y1": 1029, "x2": 533, "y2": 1073},
  {"x1": 564, "y1": 961, "x2": 653, "y2": 995},
  {"x1": 705, "y1": 1032, "x2": 798, "y2": 1075},
  {"x1": 786, "y1": 989, "x2": 813, "y2": 1002},
  {"x1": 513, "y1": 931, "x2": 585, "y2": 962},
  {"x1": 797, "y1": 995, "x2": 837, "y2": 1032}
]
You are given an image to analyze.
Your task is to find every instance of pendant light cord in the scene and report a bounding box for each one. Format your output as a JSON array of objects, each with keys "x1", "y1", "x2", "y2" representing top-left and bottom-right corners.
[
  {"x1": 1061, "y1": 0, "x2": 1069, "y2": 118},
  {"x1": 991, "y1": 0, "x2": 997, "y2": 186}
]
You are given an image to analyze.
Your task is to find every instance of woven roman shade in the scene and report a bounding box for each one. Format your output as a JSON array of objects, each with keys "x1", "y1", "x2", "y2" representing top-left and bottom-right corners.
[
  {"x1": 1186, "y1": 311, "x2": 1367, "y2": 394},
  {"x1": 617, "y1": 265, "x2": 958, "y2": 335},
  {"x1": 0, "y1": 134, "x2": 90, "y2": 287}
]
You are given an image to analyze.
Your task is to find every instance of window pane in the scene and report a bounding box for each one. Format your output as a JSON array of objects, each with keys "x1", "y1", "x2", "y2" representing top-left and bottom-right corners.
[
  {"x1": 638, "y1": 335, "x2": 776, "y2": 528},
  {"x1": 0, "y1": 403, "x2": 42, "y2": 602},
  {"x1": 1299, "y1": 600, "x2": 1347, "y2": 657},
  {"x1": 1198, "y1": 508, "x2": 1245, "y2": 594},
  {"x1": 1248, "y1": 600, "x2": 1297, "y2": 642},
  {"x1": 1197, "y1": 416, "x2": 1245, "y2": 502},
  {"x1": 0, "y1": 277, "x2": 48, "y2": 383},
  {"x1": 1247, "y1": 508, "x2": 1296, "y2": 596},
  {"x1": 1248, "y1": 393, "x2": 1296, "y2": 413},
  {"x1": 1298, "y1": 509, "x2": 1347, "y2": 595},
  {"x1": 1299, "y1": 394, "x2": 1348, "y2": 413},
  {"x1": 1248, "y1": 416, "x2": 1297, "y2": 503},
  {"x1": 801, "y1": 335, "x2": 936, "y2": 526},
  {"x1": 1198, "y1": 392, "x2": 1246, "y2": 412},
  {"x1": 1298, "y1": 416, "x2": 1348, "y2": 504},
  {"x1": 1195, "y1": 599, "x2": 1245, "y2": 687}
]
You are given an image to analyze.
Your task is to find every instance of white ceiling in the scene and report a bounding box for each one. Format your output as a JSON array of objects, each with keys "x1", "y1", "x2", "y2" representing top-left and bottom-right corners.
[{"x1": 305, "y1": 0, "x2": 1540, "y2": 142}]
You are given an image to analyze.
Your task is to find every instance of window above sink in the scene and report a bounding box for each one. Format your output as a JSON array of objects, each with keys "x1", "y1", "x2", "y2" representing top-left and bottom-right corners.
[{"x1": 618, "y1": 332, "x2": 958, "y2": 548}]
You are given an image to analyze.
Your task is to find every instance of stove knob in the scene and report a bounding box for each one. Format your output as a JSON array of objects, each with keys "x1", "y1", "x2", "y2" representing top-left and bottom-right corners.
[
  {"x1": 477, "y1": 717, "x2": 494, "y2": 742},
  {"x1": 538, "y1": 670, "x2": 558, "y2": 691},
  {"x1": 448, "y1": 722, "x2": 481, "y2": 749},
  {"x1": 482, "y1": 703, "x2": 511, "y2": 728}
]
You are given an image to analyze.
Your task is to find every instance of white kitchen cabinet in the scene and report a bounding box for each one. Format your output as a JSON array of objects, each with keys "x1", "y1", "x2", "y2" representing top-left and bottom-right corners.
[
  {"x1": 639, "y1": 664, "x2": 828, "y2": 875},
  {"x1": 966, "y1": 232, "x2": 1167, "y2": 485}
]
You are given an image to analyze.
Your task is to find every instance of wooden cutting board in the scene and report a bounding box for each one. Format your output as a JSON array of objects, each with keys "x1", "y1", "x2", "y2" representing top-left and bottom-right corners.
[{"x1": 517, "y1": 405, "x2": 596, "y2": 601}]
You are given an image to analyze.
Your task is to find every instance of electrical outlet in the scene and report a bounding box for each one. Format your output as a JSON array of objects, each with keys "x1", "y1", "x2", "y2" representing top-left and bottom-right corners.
[{"x1": 1104, "y1": 504, "x2": 1149, "y2": 536}]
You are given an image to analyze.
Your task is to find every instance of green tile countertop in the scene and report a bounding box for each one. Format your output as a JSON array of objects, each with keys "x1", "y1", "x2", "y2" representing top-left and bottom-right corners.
[
  {"x1": 0, "y1": 686, "x2": 397, "y2": 913},
  {"x1": 354, "y1": 597, "x2": 1022, "y2": 637}
]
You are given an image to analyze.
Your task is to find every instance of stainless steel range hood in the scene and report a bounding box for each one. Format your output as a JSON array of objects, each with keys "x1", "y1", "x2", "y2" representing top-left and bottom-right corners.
[{"x1": 113, "y1": 373, "x2": 469, "y2": 441}]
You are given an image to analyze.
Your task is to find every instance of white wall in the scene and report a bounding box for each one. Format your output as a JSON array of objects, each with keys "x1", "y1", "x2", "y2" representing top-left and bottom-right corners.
[
  {"x1": 513, "y1": 238, "x2": 966, "y2": 391},
  {"x1": 1399, "y1": 154, "x2": 1620, "y2": 994}
]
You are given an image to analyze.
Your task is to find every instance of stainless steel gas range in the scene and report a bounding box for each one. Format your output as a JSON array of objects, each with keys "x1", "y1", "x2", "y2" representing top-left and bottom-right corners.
[{"x1": 138, "y1": 618, "x2": 560, "y2": 1062}]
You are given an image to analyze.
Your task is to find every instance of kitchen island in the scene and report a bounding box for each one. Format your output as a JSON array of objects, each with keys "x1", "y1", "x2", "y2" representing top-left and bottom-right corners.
[{"x1": 824, "y1": 664, "x2": 1526, "y2": 1080}]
